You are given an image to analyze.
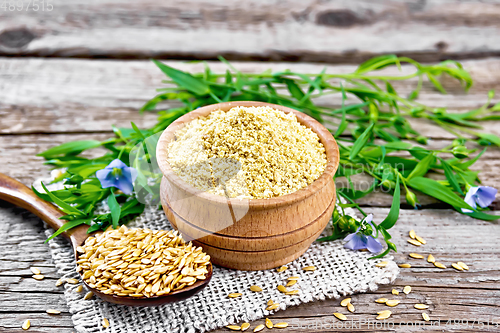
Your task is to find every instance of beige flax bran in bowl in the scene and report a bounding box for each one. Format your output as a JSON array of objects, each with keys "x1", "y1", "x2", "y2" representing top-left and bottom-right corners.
[{"x1": 167, "y1": 105, "x2": 327, "y2": 199}]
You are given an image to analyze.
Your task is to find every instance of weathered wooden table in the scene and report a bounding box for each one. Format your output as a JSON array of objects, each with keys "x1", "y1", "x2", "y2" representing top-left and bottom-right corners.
[{"x1": 1, "y1": 1, "x2": 500, "y2": 332}]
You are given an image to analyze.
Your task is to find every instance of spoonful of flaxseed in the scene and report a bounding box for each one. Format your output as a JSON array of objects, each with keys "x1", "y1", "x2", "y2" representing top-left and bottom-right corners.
[{"x1": 0, "y1": 173, "x2": 212, "y2": 306}]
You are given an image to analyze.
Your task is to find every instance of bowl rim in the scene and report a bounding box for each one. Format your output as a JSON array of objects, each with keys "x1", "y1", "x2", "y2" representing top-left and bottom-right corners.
[{"x1": 156, "y1": 101, "x2": 339, "y2": 209}]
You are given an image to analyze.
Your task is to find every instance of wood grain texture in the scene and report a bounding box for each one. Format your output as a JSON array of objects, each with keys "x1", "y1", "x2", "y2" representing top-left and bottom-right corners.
[
  {"x1": 0, "y1": 0, "x2": 500, "y2": 63},
  {"x1": 1, "y1": 203, "x2": 499, "y2": 332},
  {"x1": 1, "y1": 52, "x2": 499, "y2": 330},
  {"x1": 1, "y1": 57, "x2": 500, "y2": 139}
]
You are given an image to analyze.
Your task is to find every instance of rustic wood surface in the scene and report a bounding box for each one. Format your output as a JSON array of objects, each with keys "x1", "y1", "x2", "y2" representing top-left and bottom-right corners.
[
  {"x1": 1, "y1": 31, "x2": 500, "y2": 333},
  {"x1": 1, "y1": 0, "x2": 500, "y2": 63}
]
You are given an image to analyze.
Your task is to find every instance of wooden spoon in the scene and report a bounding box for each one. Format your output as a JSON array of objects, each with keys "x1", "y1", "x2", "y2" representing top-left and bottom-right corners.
[{"x1": 0, "y1": 173, "x2": 212, "y2": 306}]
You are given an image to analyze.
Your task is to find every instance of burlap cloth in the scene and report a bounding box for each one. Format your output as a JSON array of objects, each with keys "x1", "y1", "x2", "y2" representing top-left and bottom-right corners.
[{"x1": 40, "y1": 199, "x2": 398, "y2": 333}]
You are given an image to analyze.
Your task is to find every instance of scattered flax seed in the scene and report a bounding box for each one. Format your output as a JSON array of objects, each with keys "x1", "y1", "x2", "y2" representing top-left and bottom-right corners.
[
  {"x1": 253, "y1": 324, "x2": 265, "y2": 332},
  {"x1": 277, "y1": 285, "x2": 288, "y2": 293},
  {"x1": 286, "y1": 280, "x2": 297, "y2": 287},
  {"x1": 32, "y1": 275, "x2": 44, "y2": 281},
  {"x1": 385, "y1": 300, "x2": 401, "y2": 307},
  {"x1": 30, "y1": 267, "x2": 41, "y2": 275},
  {"x1": 276, "y1": 266, "x2": 288, "y2": 273},
  {"x1": 399, "y1": 263, "x2": 411, "y2": 268},
  {"x1": 76, "y1": 226, "x2": 210, "y2": 298},
  {"x1": 333, "y1": 313, "x2": 347, "y2": 321},
  {"x1": 102, "y1": 318, "x2": 110, "y2": 328},
  {"x1": 409, "y1": 253, "x2": 424, "y2": 259},
  {"x1": 267, "y1": 299, "x2": 274, "y2": 306},
  {"x1": 458, "y1": 262, "x2": 469, "y2": 270},
  {"x1": 415, "y1": 235, "x2": 426, "y2": 245},
  {"x1": 403, "y1": 286, "x2": 412, "y2": 295},
  {"x1": 434, "y1": 262, "x2": 446, "y2": 269},
  {"x1": 250, "y1": 285, "x2": 263, "y2": 292},
  {"x1": 452, "y1": 263, "x2": 464, "y2": 271},
  {"x1": 228, "y1": 293, "x2": 242, "y2": 298},
  {"x1": 427, "y1": 254, "x2": 435, "y2": 263},
  {"x1": 226, "y1": 325, "x2": 240, "y2": 331},
  {"x1": 274, "y1": 322, "x2": 289, "y2": 328},
  {"x1": 285, "y1": 290, "x2": 300, "y2": 295},
  {"x1": 265, "y1": 318, "x2": 273, "y2": 329},
  {"x1": 375, "y1": 261, "x2": 388, "y2": 268},
  {"x1": 84, "y1": 291, "x2": 94, "y2": 300},
  {"x1": 302, "y1": 266, "x2": 316, "y2": 271},
  {"x1": 408, "y1": 239, "x2": 421, "y2": 247},
  {"x1": 22, "y1": 319, "x2": 30, "y2": 330},
  {"x1": 392, "y1": 289, "x2": 399, "y2": 295},
  {"x1": 414, "y1": 304, "x2": 429, "y2": 310},
  {"x1": 75, "y1": 285, "x2": 83, "y2": 293},
  {"x1": 55, "y1": 279, "x2": 65, "y2": 287},
  {"x1": 46, "y1": 309, "x2": 61, "y2": 315},
  {"x1": 340, "y1": 298, "x2": 351, "y2": 307},
  {"x1": 168, "y1": 106, "x2": 327, "y2": 199},
  {"x1": 241, "y1": 323, "x2": 251, "y2": 331},
  {"x1": 409, "y1": 230, "x2": 416, "y2": 239},
  {"x1": 266, "y1": 303, "x2": 280, "y2": 311},
  {"x1": 422, "y1": 313, "x2": 430, "y2": 321},
  {"x1": 376, "y1": 310, "x2": 392, "y2": 320},
  {"x1": 347, "y1": 303, "x2": 355, "y2": 313},
  {"x1": 287, "y1": 276, "x2": 300, "y2": 281},
  {"x1": 375, "y1": 298, "x2": 388, "y2": 304}
]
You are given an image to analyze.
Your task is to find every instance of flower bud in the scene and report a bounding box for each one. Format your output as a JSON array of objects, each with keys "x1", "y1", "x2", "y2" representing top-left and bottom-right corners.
[
  {"x1": 381, "y1": 179, "x2": 396, "y2": 190},
  {"x1": 452, "y1": 146, "x2": 469, "y2": 159},
  {"x1": 332, "y1": 209, "x2": 340, "y2": 225},
  {"x1": 337, "y1": 216, "x2": 350, "y2": 231},
  {"x1": 347, "y1": 217, "x2": 359, "y2": 233},
  {"x1": 452, "y1": 138, "x2": 466, "y2": 147},
  {"x1": 405, "y1": 190, "x2": 419, "y2": 208},
  {"x1": 416, "y1": 136, "x2": 428, "y2": 145},
  {"x1": 363, "y1": 224, "x2": 373, "y2": 236}
]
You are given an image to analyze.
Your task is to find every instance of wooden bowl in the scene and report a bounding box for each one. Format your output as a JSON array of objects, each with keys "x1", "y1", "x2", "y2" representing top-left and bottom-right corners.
[{"x1": 156, "y1": 101, "x2": 339, "y2": 270}]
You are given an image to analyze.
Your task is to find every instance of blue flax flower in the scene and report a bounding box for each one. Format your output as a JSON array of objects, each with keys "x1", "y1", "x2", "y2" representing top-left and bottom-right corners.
[
  {"x1": 343, "y1": 214, "x2": 383, "y2": 253},
  {"x1": 462, "y1": 186, "x2": 497, "y2": 213},
  {"x1": 96, "y1": 159, "x2": 138, "y2": 195}
]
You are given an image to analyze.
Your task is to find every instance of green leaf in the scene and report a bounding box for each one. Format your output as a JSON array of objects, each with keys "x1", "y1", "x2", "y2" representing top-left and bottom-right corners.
[
  {"x1": 369, "y1": 247, "x2": 391, "y2": 259},
  {"x1": 407, "y1": 177, "x2": 473, "y2": 209},
  {"x1": 463, "y1": 210, "x2": 499, "y2": 221},
  {"x1": 427, "y1": 73, "x2": 447, "y2": 94},
  {"x1": 406, "y1": 153, "x2": 435, "y2": 180},
  {"x1": 453, "y1": 148, "x2": 486, "y2": 170},
  {"x1": 37, "y1": 183, "x2": 85, "y2": 216},
  {"x1": 379, "y1": 175, "x2": 400, "y2": 230},
  {"x1": 152, "y1": 59, "x2": 210, "y2": 96},
  {"x1": 107, "y1": 192, "x2": 121, "y2": 229},
  {"x1": 37, "y1": 141, "x2": 102, "y2": 158},
  {"x1": 349, "y1": 123, "x2": 375, "y2": 160},
  {"x1": 338, "y1": 180, "x2": 376, "y2": 200},
  {"x1": 439, "y1": 157, "x2": 464, "y2": 195},
  {"x1": 475, "y1": 132, "x2": 500, "y2": 147},
  {"x1": 334, "y1": 83, "x2": 348, "y2": 137},
  {"x1": 356, "y1": 54, "x2": 400, "y2": 74},
  {"x1": 45, "y1": 219, "x2": 88, "y2": 242}
]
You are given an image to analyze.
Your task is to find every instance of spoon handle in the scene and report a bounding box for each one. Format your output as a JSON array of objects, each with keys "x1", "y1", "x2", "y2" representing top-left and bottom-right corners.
[{"x1": 0, "y1": 173, "x2": 88, "y2": 244}]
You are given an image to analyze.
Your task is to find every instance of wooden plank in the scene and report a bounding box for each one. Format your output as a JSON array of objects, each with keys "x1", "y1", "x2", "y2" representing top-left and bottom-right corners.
[
  {"x1": 1, "y1": 57, "x2": 500, "y2": 136},
  {"x1": 1, "y1": 0, "x2": 500, "y2": 62},
  {"x1": 1, "y1": 201, "x2": 499, "y2": 332},
  {"x1": 0, "y1": 313, "x2": 74, "y2": 333}
]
